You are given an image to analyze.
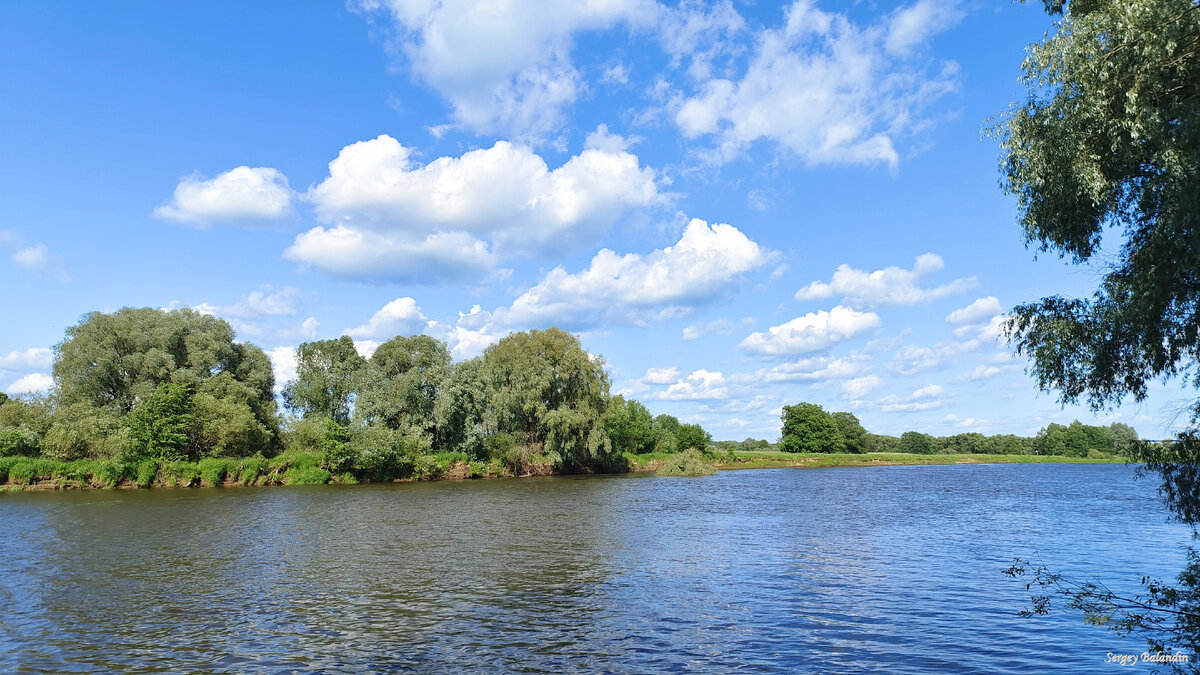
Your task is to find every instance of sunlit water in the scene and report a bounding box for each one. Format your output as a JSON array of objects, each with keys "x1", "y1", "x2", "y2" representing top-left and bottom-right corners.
[{"x1": 0, "y1": 463, "x2": 1189, "y2": 672}]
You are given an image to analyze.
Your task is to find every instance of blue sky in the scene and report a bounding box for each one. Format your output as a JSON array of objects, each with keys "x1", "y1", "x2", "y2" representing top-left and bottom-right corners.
[{"x1": 0, "y1": 0, "x2": 1189, "y2": 440}]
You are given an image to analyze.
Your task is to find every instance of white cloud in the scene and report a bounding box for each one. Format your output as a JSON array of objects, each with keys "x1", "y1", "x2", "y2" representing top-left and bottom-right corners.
[
  {"x1": 674, "y1": 0, "x2": 961, "y2": 165},
  {"x1": 658, "y1": 0, "x2": 746, "y2": 80},
  {"x1": 12, "y1": 244, "x2": 71, "y2": 282},
  {"x1": 945, "y1": 296, "x2": 1003, "y2": 325},
  {"x1": 6, "y1": 372, "x2": 53, "y2": 395},
  {"x1": 352, "y1": 340, "x2": 380, "y2": 360},
  {"x1": 602, "y1": 62, "x2": 630, "y2": 85},
  {"x1": 795, "y1": 253, "x2": 976, "y2": 309},
  {"x1": 885, "y1": 0, "x2": 964, "y2": 56},
  {"x1": 731, "y1": 354, "x2": 870, "y2": 385},
  {"x1": 653, "y1": 369, "x2": 729, "y2": 400},
  {"x1": 0, "y1": 347, "x2": 53, "y2": 372},
  {"x1": 889, "y1": 344, "x2": 941, "y2": 375},
  {"x1": 217, "y1": 285, "x2": 304, "y2": 319},
  {"x1": 430, "y1": 304, "x2": 511, "y2": 359},
  {"x1": 267, "y1": 346, "x2": 297, "y2": 395},
  {"x1": 356, "y1": 0, "x2": 655, "y2": 139},
  {"x1": 154, "y1": 166, "x2": 293, "y2": 226},
  {"x1": 740, "y1": 305, "x2": 880, "y2": 357},
  {"x1": 500, "y1": 218, "x2": 766, "y2": 328},
  {"x1": 346, "y1": 297, "x2": 427, "y2": 339},
  {"x1": 681, "y1": 317, "x2": 753, "y2": 341},
  {"x1": 289, "y1": 135, "x2": 659, "y2": 282},
  {"x1": 874, "y1": 383, "x2": 946, "y2": 413},
  {"x1": 841, "y1": 375, "x2": 883, "y2": 399},
  {"x1": 642, "y1": 366, "x2": 681, "y2": 385}
]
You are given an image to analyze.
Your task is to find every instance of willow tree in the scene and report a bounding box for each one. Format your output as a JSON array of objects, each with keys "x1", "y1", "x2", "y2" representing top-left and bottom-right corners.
[
  {"x1": 52, "y1": 307, "x2": 280, "y2": 460},
  {"x1": 995, "y1": 0, "x2": 1200, "y2": 659},
  {"x1": 482, "y1": 328, "x2": 615, "y2": 471}
]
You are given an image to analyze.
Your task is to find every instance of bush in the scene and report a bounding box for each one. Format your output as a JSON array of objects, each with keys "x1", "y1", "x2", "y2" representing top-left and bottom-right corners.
[
  {"x1": 136, "y1": 460, "x2": 157, "y2": 488},
  {"x1": 8, "y1": 458, "x2": 36, "y2": 485},
  {"x1": 197, "y1": 457, "x2": 232, "y2": 486},
  {"x1": 0, "y1": 426, "x2": 41, "y2": 458},
  {"x1": 91, "y1": 459, "x2": 128, "y2": 488},
  {"x1": 237, "y1": 456, "x2": 266, "y2": 485},
  {"x1": 412, "y1": 454, "x2": 441, "y2": 480},
  {"x1": 283, "y1": 465, "x2": 330, "y2": 485},
  {"x1": 657, "y1": 448, "x2": 717, "y2": 477}
]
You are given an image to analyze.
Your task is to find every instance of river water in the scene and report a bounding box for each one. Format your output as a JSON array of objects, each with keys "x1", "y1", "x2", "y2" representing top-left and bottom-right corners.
[{"x1": 0, "y1": 463, "x2": 1189, "y2": 672}]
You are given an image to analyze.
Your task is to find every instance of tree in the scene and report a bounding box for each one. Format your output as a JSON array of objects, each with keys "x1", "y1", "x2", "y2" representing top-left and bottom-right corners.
[
  {"x1": 482, "y1": 328, "x2": 614, "y2": 470},
  {"x1": 283, "y1": 336, "x2": 366, "y2": 425},
  {"x1": 652, "y1": 414, "x2": 681, "y2": 453},
  {"x1": 356, "y1": 335, "x2": 451, "y2": 443},
  {"x1": 125, "y1": 382, "x2": 195, "y2": 461},
  {"x1": 996, "y1": 0, "x2": 1200, "y2": 659},
  {"x1": 831, "y1": 412, "x2": 869, "y2": 453},
  {"x1": 675, "y1": 423, "x2": 712, "y2": 452},
  {"x1": 605, "y1": 396, "x2": 657, "y2": 454},
  {"x1": 898, "y1": 431, "x2": 935, "y2": 455},
  {"x1": 780, "y1": 403, "x2": 844, "y2": 453},
  {"x1": 1109, "y1": 422, "x2": 1140, "y2": 455},
  {"x1": 53, "y1": 308, "x2": 279, "y2": 457}
]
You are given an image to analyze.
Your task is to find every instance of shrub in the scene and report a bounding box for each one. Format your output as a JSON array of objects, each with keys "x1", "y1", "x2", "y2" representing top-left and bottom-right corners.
[
  {"x1": 8, "y1": 458, "x2": 35, "y2": 485},
  {"x1": 657, "y1": 448, "x2": 717, "y2": 477},
  {"x1": 412, "y1": 454, "x2": 441, "y2": 480},
  {"x1": 91, "y1": 460, "x2": 128, "y2": 488},
  {"x1": 237, "y1": 456, "x2": 265, "y2": 485},
  {"x1": 0, "y1": 427, "x2": 41, "y2": 458},
  {"x1": 197, "y1": 457, "x2": 231, "y2": 486},
  {"x1": 283, "y1": 465, "x2": 330, "y2": 485},
  {"x1": 136, "y1": 460, "x2": 157, "y2": 488}
]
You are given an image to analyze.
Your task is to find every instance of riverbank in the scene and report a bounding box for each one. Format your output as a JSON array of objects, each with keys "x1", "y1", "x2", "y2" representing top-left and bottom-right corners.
[{"x1": 0, "y1": 449, "x2": 1128, "y2": 491}]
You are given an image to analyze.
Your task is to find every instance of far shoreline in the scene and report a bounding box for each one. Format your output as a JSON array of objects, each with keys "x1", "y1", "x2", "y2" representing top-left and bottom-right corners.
[{"x1": 0, "y1": 450, "x2": 1129, "y2": 493}]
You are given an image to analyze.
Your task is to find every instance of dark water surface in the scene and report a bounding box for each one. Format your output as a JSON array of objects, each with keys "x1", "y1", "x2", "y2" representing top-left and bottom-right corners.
[{"x1": 0, "y1": 463, "x2": 1189, "y2": 673}]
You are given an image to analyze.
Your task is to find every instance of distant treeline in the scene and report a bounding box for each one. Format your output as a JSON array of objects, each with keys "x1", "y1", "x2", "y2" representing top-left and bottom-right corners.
[
  {"x1": 0, "y1": 308, "x2": 712, "y2": 486},
  {"x1": 710, "y1": 402, "x2": 1141, "y2": 458}
]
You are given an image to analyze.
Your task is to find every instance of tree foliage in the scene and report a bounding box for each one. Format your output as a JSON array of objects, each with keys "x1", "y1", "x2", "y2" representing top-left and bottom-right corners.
[
  {"x1": 284, "y1": 336, "x2": 366, "y2": 425},
  {"x1": 52, "y1": 308, "x2": 280, "y2": 460},
  {"x1": 780, "y1": 403, "x2": 844, "y2": 453},
  {"x1": 996, "y1": 0, "x2": 1200, "y2": 661}
]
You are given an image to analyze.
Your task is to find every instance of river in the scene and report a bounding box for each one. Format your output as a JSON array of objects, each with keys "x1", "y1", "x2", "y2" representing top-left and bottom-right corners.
[{"x1": 0, "y1": 463, "x2": 1189, "y2": 672}]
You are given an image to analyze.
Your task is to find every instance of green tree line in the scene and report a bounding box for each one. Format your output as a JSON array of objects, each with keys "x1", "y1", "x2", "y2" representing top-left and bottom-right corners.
[
  {"x1": 0, "y1": 308, "x2": 713, "y2": 484},
  {"x1": 767, "y1": 401, "x2": 1140, "y2": 458}
]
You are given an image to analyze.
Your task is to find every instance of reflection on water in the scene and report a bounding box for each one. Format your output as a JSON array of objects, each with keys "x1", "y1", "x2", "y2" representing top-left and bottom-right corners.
[{"x1": 0, "y1": 464, "x2": 1188, "y2": 672}]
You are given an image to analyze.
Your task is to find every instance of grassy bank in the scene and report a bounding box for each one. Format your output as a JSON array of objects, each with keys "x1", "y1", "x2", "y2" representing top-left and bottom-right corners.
[
  {"x1": 629, "y1": 450, "x2": 1128, "y2": 472},
  {"x1": 0, "y1": 449, "x2": 1129, "y2": 491},
  {"x1": 0, "y1": 450, "x2": 506, "y2": 491}
]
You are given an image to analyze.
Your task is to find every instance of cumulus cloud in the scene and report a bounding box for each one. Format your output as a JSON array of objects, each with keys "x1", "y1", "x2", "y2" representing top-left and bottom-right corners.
[
  {"x1": 681, "y1": 317, "x2": 753, "y2": 341},
  {"x1": 945, "y1": 296, "x2": 1003, "y2": 325},
  {"x1": 652, "y1": 369, "x2": 729, "y2": 401},
  {"x1": 6, "y1": 372, "x2": 53, "y2": 395},
  {"x1": 0, "y1": 348, "x2": 53, "y2": 372},
  {"x1": 345, "y1": 297, "x2": 428, "y2": 339},
  {"x1": 288, "y1": 135, "x2": 660, "y2": 283},
  {"x1": 889, "y1": 344, "x2": 942, "y2": 375},
  {"x1": 876, "y1": 384, "x2": 946, "y2": 412},
  {"x1": 730, "y1": 354, "x2": 870, "y2": 385},
  {"x1": 795, "y1": 253, "x2": 976, "y2": 309},
  {"x1": 500, "y1": 218, "x2": 766, "y2": 328},
  {"x1": 356, "y1": 0, "x2": 655, "y2": 139},
  {"x1": 183, "y1": 286, "x2": 315, "y2": 343},
  {"x1": 12, "y1": 244, "x2": 71, "y2": 282},
  {"x1": 674, "y1": 0, "x2": 961, "y2": 165},
  {"x1": 642, "y1": 366, "x2": 681, "y2": 385},
  {"x1": 154, "y1": 166, "x2": 293, "y2": 226},
  {"x1": 740, "y1": 306, "x2": 880, "y2": 357},
  {"x1": 841, "y1": 375, "x2": 883, "y2": 399},
  {"x1": 267, "y1": 346, "x2": 297, "y2": 395}
]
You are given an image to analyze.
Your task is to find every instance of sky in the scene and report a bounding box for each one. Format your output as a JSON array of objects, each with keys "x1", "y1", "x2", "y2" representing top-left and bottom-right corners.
[{"x1": 0, "y1": 0, "x2": 1191, "y2": 441}]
